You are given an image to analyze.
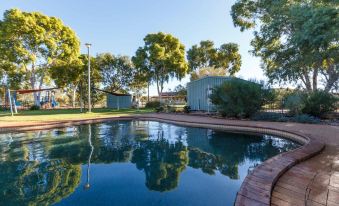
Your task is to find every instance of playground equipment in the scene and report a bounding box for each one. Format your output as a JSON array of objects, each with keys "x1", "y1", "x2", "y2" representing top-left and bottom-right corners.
[
  {"x1": 1, "y1": 88, "x2": 59, "y2": 112},
  {"x1": 15, "y1": 88, "x2": 59, "y2": 109}
]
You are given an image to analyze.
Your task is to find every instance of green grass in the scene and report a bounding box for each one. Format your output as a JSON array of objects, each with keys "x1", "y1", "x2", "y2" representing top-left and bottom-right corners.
[{"x1": 0, "y1": 108, "x2": 152, "y2": 123}]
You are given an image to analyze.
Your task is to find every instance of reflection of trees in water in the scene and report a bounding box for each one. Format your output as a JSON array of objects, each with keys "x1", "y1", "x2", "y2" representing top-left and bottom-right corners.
[
  {"x1": 0, "y1": 160, "x2": 81, "y2": 206},
  {"x1": 131, "y1": 137, "x2": 188, "y2": 192},
  {"x1": 186, "y1": 128, "x2": 299, "y2": 179},
  {"x1": 0, "y1": 120, "x2": 299, "y2": 205}
]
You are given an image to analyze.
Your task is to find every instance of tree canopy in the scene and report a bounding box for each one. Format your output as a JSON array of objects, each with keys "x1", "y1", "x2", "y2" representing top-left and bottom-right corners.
[
  {"x1": 0, "y1": 9, "x2": 80, "y2": 105},
  {"x1": 187, "y1": 40, "x2": 241, "y2": 76},
  {"x1": 190, "y1": 67, "x2": 228, "y2": 81},
  {"x1": 231, "y1": 0, "x2": 339, "y2": 92},
  {"x1": 97, "y1": 53, "x2": 134, "y2": 93},
  {"x1": 132, "y1": 32, "x2": 188, "y2": 97}
]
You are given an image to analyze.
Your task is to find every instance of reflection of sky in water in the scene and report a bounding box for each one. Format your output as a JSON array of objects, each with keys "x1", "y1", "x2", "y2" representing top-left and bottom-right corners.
[{"x1": 0, "y1": 121, "x2": 300, "y2": 206}]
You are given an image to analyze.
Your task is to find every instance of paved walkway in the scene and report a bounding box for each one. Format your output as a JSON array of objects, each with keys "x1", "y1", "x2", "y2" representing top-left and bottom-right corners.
[{"x1": 0, "y1": 113, "x2": 338, "y2": 206}]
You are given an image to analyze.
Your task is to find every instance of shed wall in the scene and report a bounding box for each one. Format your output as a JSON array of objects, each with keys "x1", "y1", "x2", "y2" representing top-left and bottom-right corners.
[
  {"x1": 107, "y1": 94, "x2": 132, "y2": 109},
  {"x1": 187, "y1": 76, "x2": 233, "y2": 111}
]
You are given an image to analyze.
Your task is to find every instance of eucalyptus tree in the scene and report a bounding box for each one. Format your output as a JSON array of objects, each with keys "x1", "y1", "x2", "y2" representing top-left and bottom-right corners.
[
  {"x1": 187, "y1": 40, "x2": 242, "y2": 76},
  {"x1": 190, "y1": 67, "x2": 228, "y2": 81},
  {"x1": 49, "y1": 58, "x2": 83, "y2": 107},
  {"x1": 133, "y1": 32, "x2": 188, "y2": 100},
  {"x1": 231, "y1": 0, "x2": 339, "y2": 92},
  {"x1": 50, "y1": 54, "x2": 101, "y2": 109},
  {"x1": 97, "y1": 53, "x2": 134, "y2": 93},
  {"x1": 0, "y1": 9, "x2": 80, "y2": 105}
]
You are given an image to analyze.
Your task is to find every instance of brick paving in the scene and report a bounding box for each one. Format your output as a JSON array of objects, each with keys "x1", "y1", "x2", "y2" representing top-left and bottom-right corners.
[{"x1": 0, "y1": 113, "x2": 338, "y2": 206}]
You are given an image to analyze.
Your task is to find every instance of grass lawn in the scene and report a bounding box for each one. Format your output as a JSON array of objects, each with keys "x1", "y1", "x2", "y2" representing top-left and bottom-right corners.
[{"x1": 0, "y1": 108, "x2": 153, "y2": 124}]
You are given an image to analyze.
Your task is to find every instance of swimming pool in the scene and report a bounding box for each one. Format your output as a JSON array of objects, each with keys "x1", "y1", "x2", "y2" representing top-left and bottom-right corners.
[{"x1": 0, "y1": 120, "x2": 300, "y2": 206}]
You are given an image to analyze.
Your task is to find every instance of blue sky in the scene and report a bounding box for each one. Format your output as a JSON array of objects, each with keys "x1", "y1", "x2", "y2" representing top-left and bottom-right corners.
[{"x1": 1, "y1": 0, "x2": 263, "y2": 95}]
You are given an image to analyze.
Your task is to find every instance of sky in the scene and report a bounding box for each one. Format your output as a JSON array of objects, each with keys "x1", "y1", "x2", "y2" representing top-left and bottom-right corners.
[{"x1": 0, "y1": 0, "x2": 264, "y2": 95}]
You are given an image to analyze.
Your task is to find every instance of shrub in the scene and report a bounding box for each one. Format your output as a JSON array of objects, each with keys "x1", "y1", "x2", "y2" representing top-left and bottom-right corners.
[
  {"x1": 30, "y1": 105, "x2": 40, "y2": 110},
  {"x1": 145, "y1": 101, "x2": 161, "y2": 108},
  {"x1": 164, "y1": 105, "x2": 176, "y2": 113},
  {"x1": 183, "y1": 105, "x2": 191, "y2": 114},
  {"x1": 210, "y1": 79, "x2": 272, "y2": 118},
  {"x1": 302, "y1": 91, "x2": 337, "y2": 118},
  {"x1": 169, "y1": 106, "x2": 177, "y2": 113},
  {"x1": 251, "y1": 112, "x2": 284, "y2": 121},
  {"x1": 290, "y1": 114, "x2": 320, "y2": 124},
  {"x1": 155, "y1": 106, "x2": 164, "y2": 113},
  {"x1": 284, "y1": 91, "x2": 305, "y2": 115},
  {"x1": 250, "y1": 112, "x2": 320, "y2": 123}
]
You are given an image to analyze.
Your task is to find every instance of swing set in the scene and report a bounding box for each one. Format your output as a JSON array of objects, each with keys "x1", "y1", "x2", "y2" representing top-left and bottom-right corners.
[{"x1": 0, "y1": 87, "x2": 59, "y2": 116}]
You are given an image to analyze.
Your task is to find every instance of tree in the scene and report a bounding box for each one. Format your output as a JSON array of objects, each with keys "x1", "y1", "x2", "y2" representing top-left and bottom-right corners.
[
  {"x1": 190, "y1": 67, "x2": 228, "y2": 81},
  {"x1": 210, "y1": 79, "x2": 273, "y2": 117},
  {"x1": 231, "y1": 0, "x2": 339, "y2": 92},
  {"x1": 187, "y1": 40, "x2": 241, "y2": 76},
  {"x1": 97, "y1": 53, "x2": 134, "y2": 93},
  {"x1": 0, "y1": 59, "x2": 24, "y2": 89},
  {"x1": 50, "y1": 54, "x2": 102, "y2": 109},
  {"x1": 174, "y1": 84, "x2": 187, "y2": 97},
  {"x1": 133, "y1": 32, "x2": 188, "y2": 100},
  {"x1": 49, "y1": 58, "x2": 83, "y2": 107},
  {"x1": 0, "y1": 9, "x2": 80, "y2": 105}
]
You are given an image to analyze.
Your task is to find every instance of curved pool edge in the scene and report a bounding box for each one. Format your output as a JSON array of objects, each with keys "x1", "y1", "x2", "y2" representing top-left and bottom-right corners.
[{"x1": 0, "y1": 114, "x2": 325, "y2": 206}]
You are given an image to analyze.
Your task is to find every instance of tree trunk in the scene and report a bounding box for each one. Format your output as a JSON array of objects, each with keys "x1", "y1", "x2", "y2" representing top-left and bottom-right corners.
[
  {"x1": 324, "y1": 64, "x2": 339, "y2": 92},
  {"x1": 79, "y1": 83, "x2": 84, "y2": 112},
  {"x1": 312, "y1": 68, "x2": 318, "y2": 91},
  {"x1": 72, "y1": 84, "x2": 77, "y2": 108},
  {"x1": 37, "y1": 73, "x2": 45, "y2": 106},
  {"x1": 147, "y1": 82, "x2": 150, "y2": 102},
  {"x1": 30, "y1": 71, "x2": 40, "y2": 106},
  {"x1": 302, "y1": 70, "x2": 312, "y2": 92},
  {"x1": 156, "y1": 75, "x2": 161, "y2": 102}
]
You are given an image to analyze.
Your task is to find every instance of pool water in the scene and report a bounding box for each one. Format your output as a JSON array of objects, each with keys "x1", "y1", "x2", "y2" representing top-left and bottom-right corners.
[{"x1": 0, "y1": 120, "x2": 300, "y2": 206}]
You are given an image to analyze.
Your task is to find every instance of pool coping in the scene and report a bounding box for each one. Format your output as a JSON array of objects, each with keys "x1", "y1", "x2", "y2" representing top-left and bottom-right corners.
[{"x1": 0, "y1": 115, "x2": 325, "y2": 206}]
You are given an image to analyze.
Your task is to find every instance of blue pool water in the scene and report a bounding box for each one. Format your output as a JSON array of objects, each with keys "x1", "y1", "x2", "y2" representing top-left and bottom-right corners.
[{"x1": 0, "y1": 120, "x2": 300, "y2": 206}]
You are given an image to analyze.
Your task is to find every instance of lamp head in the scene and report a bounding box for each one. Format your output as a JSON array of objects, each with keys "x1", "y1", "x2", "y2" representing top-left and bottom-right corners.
[{"x1": 85, "y1": 43, "x2": 92, "y2": 48}]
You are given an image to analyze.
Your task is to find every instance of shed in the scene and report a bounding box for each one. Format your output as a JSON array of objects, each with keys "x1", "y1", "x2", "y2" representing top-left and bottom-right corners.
[
  {"x1": 107, "y1": 93, "x2": 132, "y2": 109},
  {"x1": 187, "y1": 76, "x2": 236, "y2": 111}
]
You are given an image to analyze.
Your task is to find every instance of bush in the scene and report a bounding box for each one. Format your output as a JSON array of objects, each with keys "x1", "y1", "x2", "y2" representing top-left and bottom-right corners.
[
  {"x1": 155, "y1": 106, "x2": 164, "y2": 113},
  {"x1": 210, "y1": 79, "x2": 272, "y2": 118},
  {"x1": 145, "y1": 101, "x2": 161, "y2": 108},
  {"x1": 290, "y1": 114, "x2": 320, "y2": 124},
  {"x1": 302, "y1": 91, "x2": 337, "y2": 118},
  {"x1": 183, "y1": 105, "x2": 191, "y2": 113},
  {"x1": 250, "y1": 112, "x2": 320, "y2": 123},
  {"x1": 284, "y1": 92, "x2": 305, "y2": 115},
  {"x1": 251, "y1": 112, "x2": 285, "y2": 121},
  {"x1": 30, "y1": 105, "x2": 40, "y2": 110},
  {"x1": 169, "y1": 107, "x2": 177, "y2": 113}
]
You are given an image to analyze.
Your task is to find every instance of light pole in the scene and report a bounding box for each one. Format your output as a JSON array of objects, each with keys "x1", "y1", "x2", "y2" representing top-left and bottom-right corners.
[{"x1": 85, "y1": 43, "x2": 92, "y2": 112}]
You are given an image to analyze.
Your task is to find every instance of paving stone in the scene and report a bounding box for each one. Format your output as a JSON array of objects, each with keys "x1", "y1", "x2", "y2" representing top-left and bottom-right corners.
[
  {"x1": 235, "y1": 194, "x2": 268, "y2": 206},
  {"x1": 272, "y1": 190, "x2": 305, "y2": 205},
  {"x1": 308, "y1": 188, "x2": 329, "y2": 205},
  {"x1": 306, "y1": 200, "x2": 326, "y2": 206},
  {"x1": 276, "y1": 181, "x2": 308, "y2": 194},
  {"x1": 328, "y1": 189, "x2": 339, "y2": 205},
  {"x1": 271, "y1": 196, "x2": 298, "y2": 206}
]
